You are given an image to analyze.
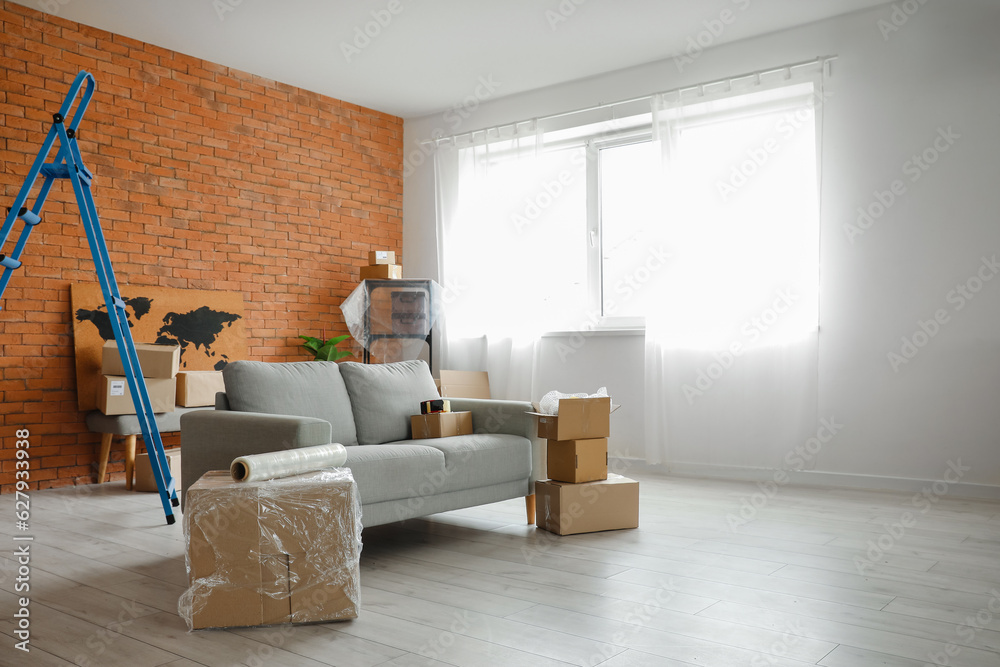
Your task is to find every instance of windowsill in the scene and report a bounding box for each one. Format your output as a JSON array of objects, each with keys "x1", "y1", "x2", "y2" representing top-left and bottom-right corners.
[{"x1": 541, "y1": 327, "x2": 645, "y2": 338}]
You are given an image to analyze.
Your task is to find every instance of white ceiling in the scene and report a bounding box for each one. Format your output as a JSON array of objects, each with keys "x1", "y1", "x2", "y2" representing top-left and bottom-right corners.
[{"x1": 12, "y1": 0, "x2": 891, "y2": 119}]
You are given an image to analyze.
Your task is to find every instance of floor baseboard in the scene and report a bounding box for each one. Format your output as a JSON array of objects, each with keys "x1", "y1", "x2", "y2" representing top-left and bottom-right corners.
[{"x1": 611, "y1": 457, "x2": 1000, "y2": 500}]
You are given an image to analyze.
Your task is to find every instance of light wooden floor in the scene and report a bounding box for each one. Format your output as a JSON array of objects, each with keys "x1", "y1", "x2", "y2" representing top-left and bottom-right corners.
[{"x1": 2, "y1": 472, "x2": 999, "y2": 667}]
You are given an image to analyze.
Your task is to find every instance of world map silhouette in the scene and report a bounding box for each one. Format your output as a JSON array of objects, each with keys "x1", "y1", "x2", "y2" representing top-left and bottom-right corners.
[{"x1": 75, "y1": 299, "x2": 242, "y2": 370}]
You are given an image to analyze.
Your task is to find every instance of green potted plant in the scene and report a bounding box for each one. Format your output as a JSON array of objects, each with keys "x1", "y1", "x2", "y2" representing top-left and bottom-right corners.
[{"x1": 299, "y1": 333, "x2": 354, "y2": 361}]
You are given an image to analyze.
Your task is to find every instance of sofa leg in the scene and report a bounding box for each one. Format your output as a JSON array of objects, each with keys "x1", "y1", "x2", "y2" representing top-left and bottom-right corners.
[{"x1": 525, "y1": 494, "x2": 536, "y2": 525}]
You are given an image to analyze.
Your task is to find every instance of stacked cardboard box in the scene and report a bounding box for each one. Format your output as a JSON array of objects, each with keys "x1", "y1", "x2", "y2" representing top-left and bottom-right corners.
[
  {"x1": 180, "y1": 469, "x2": 361, "y2": 630},
  {"x1": 176, "y1": 370, "x2": 225, "y2": 407},
  {"x1": 98, "y1": 341, "x2": 180, "y2": 415},
  {"x1": 134, "y1": 449, "x2": 182, "y2": 492},
  {"x1": 360, "y1": 249, "x2": 402, "y2": 280},
  {"x1": 531, "y1": 397, "x2": 639, "y2": 535}
]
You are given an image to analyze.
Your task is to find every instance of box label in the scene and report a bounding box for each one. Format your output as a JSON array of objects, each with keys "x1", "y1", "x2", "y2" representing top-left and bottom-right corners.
[{"x1": 110, "y1": 380, "x2": 126, "y2": 396}]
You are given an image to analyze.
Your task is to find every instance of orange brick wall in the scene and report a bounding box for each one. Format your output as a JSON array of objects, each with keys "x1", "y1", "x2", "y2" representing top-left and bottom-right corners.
[{"x1": 0, "y1": 2, "x2": 403, "y2": 492}]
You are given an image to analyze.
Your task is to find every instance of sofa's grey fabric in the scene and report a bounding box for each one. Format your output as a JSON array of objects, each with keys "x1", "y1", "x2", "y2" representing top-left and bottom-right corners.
[
  {"x1": 448, "y1": 397, "x2": 546, "y2": 482},
  {"x1": 214, "y1": 392, "x2": 230, "y2": 410},
  {"x1": 339, "y1": 360, "x2": 440, "y2": 444},
  {"x1": 342, "y1": 443, "x2": 446, "y2": 504},
  {"x1": 223, "y1": 360, "x2": 358, "y2": 446},
  {"x1": 360, "y1": 478, "x2": 531, "y2": 527},
  {"x1": 392, "y1": 434, "x2": 530, "y2": 494},
  {"x1": 179, "y1": 410, "x2": 333, "y2": 507}
]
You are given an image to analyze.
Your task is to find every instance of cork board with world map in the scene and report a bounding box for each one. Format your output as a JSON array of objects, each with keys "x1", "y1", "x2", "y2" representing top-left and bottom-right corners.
[{"x1": 70, "y1": 283, "x2": 248, "y2": 411}]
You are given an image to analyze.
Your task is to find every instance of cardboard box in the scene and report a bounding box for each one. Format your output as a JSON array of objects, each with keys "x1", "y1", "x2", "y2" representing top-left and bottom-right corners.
[
  {"x1": 98, "y1": 375, "x2": 176, "y2": 415},
  {"x1": 368, "y1": 250, "x2": 396, "y2": 265},
  {"x1": 410, "y1": 411, "x2": 473, "y2": 439},
  {"x1": 535, "y1": 475, "x2": 639, "y2": 536},
  {"x1": 135, "y1": 448, "x2": 181, "y2": 493},
  {"x1": 176, "y1": 371, "x2": 226, "y2": 407},
  {"x1": 530, "y1": 396, "x2": 612, "y2": 440},
  {"x1": 360, "y1": 264, "x2": 402, "y2": 280},
  {"x1": 182, "y1": 469, "x2": 361, "y2": 630},
  {"x1": 547, "y1": 438, "x2": 608, "y2": 484},
  {"x1": 102, "y1": 340, "x2": 180, "y2": 378},
  {"x1": 438, "y1": 370, "x2": 491, "y2": 399}
]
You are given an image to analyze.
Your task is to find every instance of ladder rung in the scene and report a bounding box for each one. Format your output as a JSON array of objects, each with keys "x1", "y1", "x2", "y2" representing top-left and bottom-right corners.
[
  {"x1": 40, "y1": 163, "x2": 93, "y2": 185},
  {"x1": 17, "y1": 208, "x2": 41, "y2": 226},
  {"x1": 0, "y1": 255, "x2": 22, "y2": 270},
  {"x1": 39, "y1": 163, "x2": 70, "y2": 179}
]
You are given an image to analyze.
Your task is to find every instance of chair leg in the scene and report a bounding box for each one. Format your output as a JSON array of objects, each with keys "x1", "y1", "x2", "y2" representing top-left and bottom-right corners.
[
  {"x1": 124, "y1": 435, "x2": 137, "y2": 490},
  {"x1": 525, "y1": 494, "x2": 536, "y2": 525},
  {"x1": 96, "y1": 433, "x2": 113, "y2": 484}
]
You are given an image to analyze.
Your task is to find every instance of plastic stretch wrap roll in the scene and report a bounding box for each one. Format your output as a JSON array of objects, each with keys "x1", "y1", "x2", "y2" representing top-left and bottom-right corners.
[{"x1": 230, "y1": 444, "x2": 348, "y2": 482}]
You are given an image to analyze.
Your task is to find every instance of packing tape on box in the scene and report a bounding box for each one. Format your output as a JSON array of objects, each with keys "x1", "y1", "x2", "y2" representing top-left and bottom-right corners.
[{"x1": 230, "y1": 444, "x2": 348, "y2": 483}]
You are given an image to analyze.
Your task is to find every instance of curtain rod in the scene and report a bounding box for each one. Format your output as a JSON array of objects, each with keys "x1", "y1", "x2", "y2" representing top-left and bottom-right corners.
[{"x1": 423, "y1": 55, "x2": 837, "y2": 147}]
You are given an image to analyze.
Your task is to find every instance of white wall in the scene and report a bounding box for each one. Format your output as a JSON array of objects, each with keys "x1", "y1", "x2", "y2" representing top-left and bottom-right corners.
[{"x1": 403, "y1": 2, "x2": 1000, "y2": 490}]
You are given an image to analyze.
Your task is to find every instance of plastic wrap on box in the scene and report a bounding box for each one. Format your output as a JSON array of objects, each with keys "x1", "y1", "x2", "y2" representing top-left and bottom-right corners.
[
  {"x1": 230, "y1": 444, "x2": 348, "y2": 482},
  {"x1": 340, "y1": 280, "x2": 442, "y2": 362},
  {"x1": 179, "y1": 469, "x2": 362, "y2": 630},
  {"x1": 538, "y1": 387, "x2": 609, "y2": 415}
]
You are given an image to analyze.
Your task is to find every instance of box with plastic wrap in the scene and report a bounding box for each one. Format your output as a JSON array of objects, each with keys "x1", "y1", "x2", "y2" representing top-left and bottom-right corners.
[{"x1": 179, "y1": 469, "x2": 362, "y2": 630}]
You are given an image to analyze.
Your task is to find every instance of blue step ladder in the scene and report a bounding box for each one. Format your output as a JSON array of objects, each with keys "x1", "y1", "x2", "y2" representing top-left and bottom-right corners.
[{"x1": 0, "y1": 71, "x2": 179, "y2": 525}]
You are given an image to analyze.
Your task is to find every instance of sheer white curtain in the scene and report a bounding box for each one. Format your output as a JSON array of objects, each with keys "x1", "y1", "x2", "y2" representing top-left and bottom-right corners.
[
  {"x1": 643, "y1": 71, "x2": 823, "y2": 467},
  {"x1": 433, "y1": 128, "x2": 588, "y2": 400}
]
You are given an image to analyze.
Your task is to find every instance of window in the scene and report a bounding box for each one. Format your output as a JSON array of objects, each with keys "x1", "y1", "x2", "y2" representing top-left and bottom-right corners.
[{"x1": 439, "y1": 76, "x2": 821, "y2": 346}]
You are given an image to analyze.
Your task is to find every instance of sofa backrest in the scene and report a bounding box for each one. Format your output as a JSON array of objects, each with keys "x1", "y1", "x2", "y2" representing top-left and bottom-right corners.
[
  {"x1": 222, "y1": 360, "x2": 359, "y2": 447},
  {"x1": 339, "y1": 360, "x2": 440, "y2": 445}
]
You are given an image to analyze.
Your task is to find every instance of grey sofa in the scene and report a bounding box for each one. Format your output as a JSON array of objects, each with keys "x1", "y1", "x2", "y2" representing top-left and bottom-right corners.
[{"x1": 179, "y1": 359, "x2": 543, "y2": 527}]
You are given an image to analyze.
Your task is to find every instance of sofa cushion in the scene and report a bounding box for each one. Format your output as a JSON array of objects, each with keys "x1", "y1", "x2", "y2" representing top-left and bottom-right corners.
[
  {"x1": 394, "y1": 434, "x2": 531, "y2": 494},
  {"x1": 222, "y1": 360, "x2": 359, "y2": 447},
  {"x1": 339, "y1": 360, "x2": 440, "y2": 445},
  {"x1": 342, "y1": 444, "x2": 446, "y2": 505}
]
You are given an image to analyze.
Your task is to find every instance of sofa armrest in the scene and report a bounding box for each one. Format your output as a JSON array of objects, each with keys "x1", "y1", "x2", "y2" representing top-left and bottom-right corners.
[
  {"x1": 447, "y1": 398, "x2": 545, "y2": 484},
  {"x1": 179, "y1": 410, "x2": 332, "y2": 507}
]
